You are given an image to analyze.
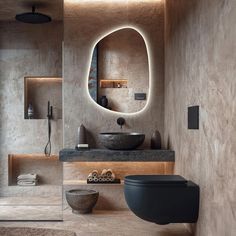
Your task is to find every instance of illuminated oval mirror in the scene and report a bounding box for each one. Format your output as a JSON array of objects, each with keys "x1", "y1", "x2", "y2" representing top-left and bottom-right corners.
[{"x1": 88, "y1": 28, "x2": 149, "y2": 113}]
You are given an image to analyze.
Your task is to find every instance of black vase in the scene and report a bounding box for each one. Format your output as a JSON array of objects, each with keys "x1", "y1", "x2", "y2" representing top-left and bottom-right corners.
[
  {"x1": 100, "y1": 96, "x2": 108, "y2": 108},
  {"x1": 150, "y1": 130, "x2": 161, "y2": 149}
]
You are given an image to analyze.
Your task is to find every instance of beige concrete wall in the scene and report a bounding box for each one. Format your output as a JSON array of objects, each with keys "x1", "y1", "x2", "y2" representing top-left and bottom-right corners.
[
  {"x1": 64, "y1": 0, "x2": 164, "y2": 149},
  {"x1": 164, "y1": 0, "x2": 236, "y2": 235},
  {"x1": 97, "y1": 28, "x2": 149, "y2": 113},
  {"x1": 0, "y1": 21, "x2": 63, "y2": 190}
]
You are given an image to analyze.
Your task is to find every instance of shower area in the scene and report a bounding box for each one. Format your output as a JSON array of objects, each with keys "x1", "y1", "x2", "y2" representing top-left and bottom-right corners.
[{"x1": 0, "y1": 0, "x2": 64, "y2": 220}]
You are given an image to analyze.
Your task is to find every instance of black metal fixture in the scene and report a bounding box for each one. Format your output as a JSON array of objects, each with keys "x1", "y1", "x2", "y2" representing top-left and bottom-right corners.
[
  {"x1": 15, "y1": 6, "x2": 52, "y2": 24},
  {"x1": 188, "y1": 105, "x2": 199, "y2": 129},
  {"x1": 117, "y1": 117, "x2": 125, "y2": 129},
  {"x1": 44, "y1": 101, "x2": 53, "y2": 156}
]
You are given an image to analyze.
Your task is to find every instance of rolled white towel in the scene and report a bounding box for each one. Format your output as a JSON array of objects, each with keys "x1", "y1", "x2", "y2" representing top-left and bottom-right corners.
[
  {"x1": 91, "y1": 170, "x2": 99, "y2": 178},
  {"x1": 101, "y1": 169, "x2": 108, "y2": 177},
  {"x1": 106, "y1": 169, "x2": 113, "y2": 177}
]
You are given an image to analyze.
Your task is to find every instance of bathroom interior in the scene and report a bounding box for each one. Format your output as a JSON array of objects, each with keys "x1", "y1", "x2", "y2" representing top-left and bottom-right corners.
[{"x1": 0, "y1": 0, "x2": 235, "y2": 235}]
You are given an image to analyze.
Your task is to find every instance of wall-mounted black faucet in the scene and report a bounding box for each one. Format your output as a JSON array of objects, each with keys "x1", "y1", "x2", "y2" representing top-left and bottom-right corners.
[
  {"x1": 44, "y1": 101, "x2": 53, "y2": 156},
  {"x1": 117, "y1": 117, "x2": 125, "y2": 129}
]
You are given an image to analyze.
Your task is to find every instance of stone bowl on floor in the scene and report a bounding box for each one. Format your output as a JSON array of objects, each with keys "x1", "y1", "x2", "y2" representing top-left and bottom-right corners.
[{"x1": 65, "y1": 189, "x2": 99, "y2": 214}]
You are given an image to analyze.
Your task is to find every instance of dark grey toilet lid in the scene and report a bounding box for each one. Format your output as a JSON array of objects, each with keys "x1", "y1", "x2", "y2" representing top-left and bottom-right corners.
[{"x1": 124, "y1": 175, "x2": 188, "y2": 185}]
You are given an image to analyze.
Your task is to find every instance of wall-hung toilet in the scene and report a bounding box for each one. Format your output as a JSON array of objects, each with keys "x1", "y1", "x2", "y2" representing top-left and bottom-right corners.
[{"x1": 124, "y1": 175, "x2": 199, "y2": 225}]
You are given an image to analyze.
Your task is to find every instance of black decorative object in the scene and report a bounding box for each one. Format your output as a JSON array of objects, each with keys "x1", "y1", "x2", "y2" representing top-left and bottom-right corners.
[
  {"x1": 188, "y1": 106, "x2": 199, "y2": 129},
  {"x1": 76, "y1": 124, "x2": 89, "y2": 150},
  {"x1": 150, "y1": 130, "x2": 161, "y2": 149},
  {"x1": 124, "y1": 175, "x2": 199, "y2": 225},
  {"x1": 100, "y1": 96, "x2": 108, "y2": 108},
  {"x1": 77, "y1": 124, "x2": 87, "y2": 144}
]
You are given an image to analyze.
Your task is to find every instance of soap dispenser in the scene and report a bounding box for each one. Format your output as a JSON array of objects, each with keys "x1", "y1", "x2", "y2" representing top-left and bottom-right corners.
[{"x1": 27, "y1": 103, "x2": 34, "y2": 119}]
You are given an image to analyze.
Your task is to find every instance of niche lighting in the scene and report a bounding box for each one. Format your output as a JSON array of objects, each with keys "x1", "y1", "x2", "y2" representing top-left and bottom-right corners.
[
  {"x1": 86, "y1": 25, "x2": 152, "y2": 116},
  {"x1": 67, "y1": 0, "x2": 162, "y2": 3}
]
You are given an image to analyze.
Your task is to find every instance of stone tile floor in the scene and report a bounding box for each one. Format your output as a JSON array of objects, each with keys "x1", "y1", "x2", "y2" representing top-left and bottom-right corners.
[{"x1": 0, "y1": 207, "x2": 192, "y2": 236}]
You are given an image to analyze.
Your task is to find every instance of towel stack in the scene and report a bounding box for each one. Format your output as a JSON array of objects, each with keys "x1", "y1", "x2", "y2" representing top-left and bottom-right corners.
[
  {"x1": 17, "y1": 174, "x2": 38, "y2": 186},
  {"x1": 87, "y1": 169, "x2": 115, "y2": 183}
]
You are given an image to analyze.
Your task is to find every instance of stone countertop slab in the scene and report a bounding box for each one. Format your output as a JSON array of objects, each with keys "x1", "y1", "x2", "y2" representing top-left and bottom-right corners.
[{"x1": 59, "y1": 149, "x2": 175, "y2": 162}]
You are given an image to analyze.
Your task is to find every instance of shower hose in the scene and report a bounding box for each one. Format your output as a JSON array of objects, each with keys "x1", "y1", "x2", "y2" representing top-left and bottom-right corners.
[{"x1": 44, "y1": 114, "x2": 52, "y2": 156}]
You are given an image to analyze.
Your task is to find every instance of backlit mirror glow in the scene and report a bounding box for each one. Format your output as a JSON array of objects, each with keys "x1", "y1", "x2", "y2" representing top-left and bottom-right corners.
[{"x1": 88, "y1": 28, "x2": 149, "y2": 114}]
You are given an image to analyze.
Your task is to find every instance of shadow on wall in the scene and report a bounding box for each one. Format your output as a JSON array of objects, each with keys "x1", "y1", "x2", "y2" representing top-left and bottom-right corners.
[{"x1": 165, "y1": 0, "x2": 200, "y2": 44}]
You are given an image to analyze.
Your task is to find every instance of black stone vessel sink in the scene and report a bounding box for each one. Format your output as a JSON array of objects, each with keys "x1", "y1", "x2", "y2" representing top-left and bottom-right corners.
[{"x1": 99, "y1": 132, "x2": 145, "y2": 150}]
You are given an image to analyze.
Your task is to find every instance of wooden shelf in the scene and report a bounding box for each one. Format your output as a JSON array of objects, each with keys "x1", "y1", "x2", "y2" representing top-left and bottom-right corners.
[
  {"x1": 99, "y1": 79, "x2": 128, "y2": 88},
  {"x1": 63, "y1": 180, "x2": 124, "y2": 186}
]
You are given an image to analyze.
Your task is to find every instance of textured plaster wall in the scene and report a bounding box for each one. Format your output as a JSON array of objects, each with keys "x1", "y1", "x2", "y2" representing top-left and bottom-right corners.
[
  {"x1": 165, "y1": 0, "x2": 236, "y2": 235},
  {"x1": 0, "y1": 22, "x2": 63, "y2": 192},
  {"x1": 64, "y1": 0, "x2": 164, "y2": 148},
  {"x1": 97, "y1": 28, "x2": 149, "y2": 113}
]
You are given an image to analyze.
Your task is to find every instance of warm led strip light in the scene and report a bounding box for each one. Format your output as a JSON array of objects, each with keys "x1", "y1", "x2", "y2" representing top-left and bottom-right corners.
[
  {"x1": 68, "y1": 0, "x2": 162, "y2": 3},
  {"x1": 86, "y1": 25, "x2": 152, "y2": 116}
]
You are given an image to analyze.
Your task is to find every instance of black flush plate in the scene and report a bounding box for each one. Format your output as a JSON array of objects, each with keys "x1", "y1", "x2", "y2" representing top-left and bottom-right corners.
[
  {"x1": 134, "y1": 93, "x2": 146, "y2": 100},
  {"x1": 188, "y1": 106, "x2": 199, "y2": 129}
]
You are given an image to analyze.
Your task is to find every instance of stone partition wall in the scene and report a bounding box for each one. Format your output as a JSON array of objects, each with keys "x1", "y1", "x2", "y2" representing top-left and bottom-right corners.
[
  {"x1": 63, "y1": 0, "x2": 165, "y2": 148},
  {"x1": 0, "y1": 21, "x2": 63, "y2": 190},
  {"x1": 165, "y1": 0, "x2": 236, "y2": 235}
]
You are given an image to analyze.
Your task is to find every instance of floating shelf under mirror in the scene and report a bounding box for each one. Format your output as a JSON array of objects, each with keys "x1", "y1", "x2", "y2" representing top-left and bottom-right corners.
[{"x1": 24, "y1": 77, "x2": 62, "y2": 120}]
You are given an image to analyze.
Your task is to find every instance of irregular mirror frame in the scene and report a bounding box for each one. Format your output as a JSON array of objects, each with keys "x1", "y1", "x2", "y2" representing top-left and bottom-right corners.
[{"x1": 88, "y1": 28, "x2": 149, "y2": 114}]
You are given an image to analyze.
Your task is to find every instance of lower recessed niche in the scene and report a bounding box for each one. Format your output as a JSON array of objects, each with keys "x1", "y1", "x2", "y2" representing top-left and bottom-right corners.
[
  {"x1": 8, "y1": 154, "x2": 62, "y2": 186},
  {"x1": 24, "y1": 77, "x2": 62, "y2": 119}
]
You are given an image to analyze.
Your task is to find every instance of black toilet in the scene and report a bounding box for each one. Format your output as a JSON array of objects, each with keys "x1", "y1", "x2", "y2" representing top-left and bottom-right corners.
[{"x1": 124, "y1": 175, "x2": 199, "y2": 225}]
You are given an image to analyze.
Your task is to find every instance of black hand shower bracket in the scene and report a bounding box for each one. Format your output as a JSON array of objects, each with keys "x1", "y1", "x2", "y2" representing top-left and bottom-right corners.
[{"x1": 44, "y1": 101, "x2": 53, "y2": 157}]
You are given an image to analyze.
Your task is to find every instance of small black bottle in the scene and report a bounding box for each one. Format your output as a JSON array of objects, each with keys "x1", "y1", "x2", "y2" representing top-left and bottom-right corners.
[{"x1": 100, "y1": 96, "x2": 108, "y2": 108}]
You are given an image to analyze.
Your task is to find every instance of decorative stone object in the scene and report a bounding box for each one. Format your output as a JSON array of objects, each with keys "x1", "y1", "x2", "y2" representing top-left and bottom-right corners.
[
  {"x1": 150, "y1": 130, "x2": 161, "y2": 149},
  {"x1": 76, "y1": 124, "x2": 87, "y2": 145},
  {"x1": 99, "y1": 132, "x2": 145, "y2": 150},
  {"x1": 65, "y1": 189, "x2": 99, "y2": 214}
]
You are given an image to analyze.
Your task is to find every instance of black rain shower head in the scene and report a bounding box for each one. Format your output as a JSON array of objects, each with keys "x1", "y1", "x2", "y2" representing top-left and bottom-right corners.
[{"x1": 15, "y1": 6, "x2": 52, "y2": 24}]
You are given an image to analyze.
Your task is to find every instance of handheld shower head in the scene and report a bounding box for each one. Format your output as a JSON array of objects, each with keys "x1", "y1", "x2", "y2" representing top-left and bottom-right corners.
[{"x1": 44, "y1": 101, "x2": 53, "y2": 157}]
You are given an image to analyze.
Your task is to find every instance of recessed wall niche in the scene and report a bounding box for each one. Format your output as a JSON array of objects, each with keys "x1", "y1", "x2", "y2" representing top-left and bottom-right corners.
[{"x1": 24, "y1": 77, "x2": 62, "y2": 119}]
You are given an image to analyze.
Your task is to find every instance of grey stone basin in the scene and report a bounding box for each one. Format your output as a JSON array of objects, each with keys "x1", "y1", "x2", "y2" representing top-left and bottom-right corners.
[{"x1": 99, "y1": 132, "x2": 145, "y2": 150}]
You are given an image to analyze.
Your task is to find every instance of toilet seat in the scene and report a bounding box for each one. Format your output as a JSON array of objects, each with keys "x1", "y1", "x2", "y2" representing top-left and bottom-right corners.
[{"x1": 124, "y1": 175, "x2": 187, "y2": 186}]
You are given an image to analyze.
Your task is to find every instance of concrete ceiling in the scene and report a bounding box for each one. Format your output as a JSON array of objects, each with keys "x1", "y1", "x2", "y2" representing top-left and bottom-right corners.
[{"x1": 0, "y1": 0, "x2": 63, "y2": 22}]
